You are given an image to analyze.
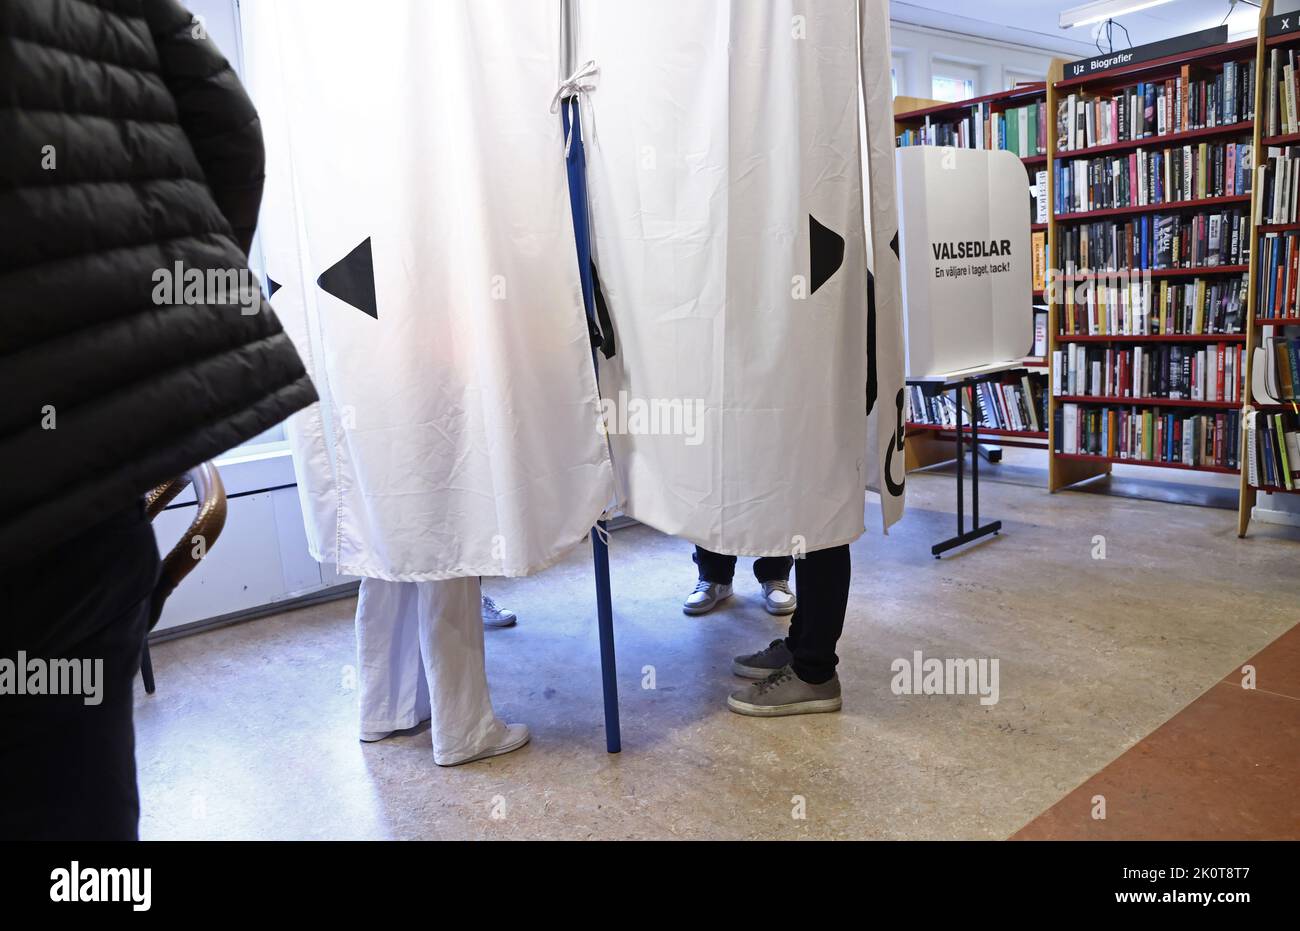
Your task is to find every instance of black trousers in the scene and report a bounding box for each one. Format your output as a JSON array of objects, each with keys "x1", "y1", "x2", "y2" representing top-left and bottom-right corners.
[
  {"x1": 784, "y1": 545, "x2": 851, "y2": 685},
  {"x1": 694, "y1": 547, "x2": 793, "y2": 585},
  {"x1": 0, "y1": 502, "x2": 159, "y2": 840}
]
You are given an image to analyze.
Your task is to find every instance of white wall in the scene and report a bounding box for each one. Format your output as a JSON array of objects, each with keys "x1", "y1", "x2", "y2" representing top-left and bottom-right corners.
[{"x1": 890, "y1": 20, "x2": 1061, "y2": 101}]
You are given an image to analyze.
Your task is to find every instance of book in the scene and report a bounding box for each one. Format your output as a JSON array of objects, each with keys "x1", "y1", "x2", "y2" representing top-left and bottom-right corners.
[
  {"x1": 1054, "y1": 140, "x2": 1252, "y2": 215},
  {"x1": 896, "y1": 97, "x2": 1047, "y2": 156},
  {"x1": 1057, "y1": 59, "x2": 1254, "y2": 154},
  {"x1": 1051, "y1": 342, "x2": 1245, "y2": 403},
  {"x1": 1257, "y1": 145, "x2": 1300, "y2": 225},
  {"x1": 1248, "y1": 411, "x2": 1300, "y2": 489},
  {"x1": 1032, "y1": 231, "x2": 1047, "y2": 291},
  {"x1": 1055, "y1": 403, "x2": 1240, "y2": 468},
  {"x1": 907, "y1": 374, "x2": 1048, "y2": 436},
  {"x1": 1256, "y1": 232, "x2": 1300, "y2": 319},
  {"x1": 1056, "y1": 210, "x2": 1250, "y2": 275}
]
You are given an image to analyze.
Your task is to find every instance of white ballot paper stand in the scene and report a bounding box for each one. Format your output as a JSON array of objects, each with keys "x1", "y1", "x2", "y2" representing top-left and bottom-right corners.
[{"x1": 896, "y1": 147, "x2": 1033, "y2": 556}]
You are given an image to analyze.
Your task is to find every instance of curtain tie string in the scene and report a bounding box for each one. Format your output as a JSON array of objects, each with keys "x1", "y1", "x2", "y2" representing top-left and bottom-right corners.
[{"x1": 550, "y1": 60, "x2": 599, "y2": 157}]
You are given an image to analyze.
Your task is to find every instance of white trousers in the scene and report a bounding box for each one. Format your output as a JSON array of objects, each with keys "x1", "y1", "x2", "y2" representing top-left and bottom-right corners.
[{"x1": 355, "y1": 576, "x2": 509, "y2": 765}]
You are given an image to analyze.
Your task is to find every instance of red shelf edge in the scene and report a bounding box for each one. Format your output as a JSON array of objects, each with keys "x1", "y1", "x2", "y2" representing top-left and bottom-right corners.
[
  {"x1": 1261, "y1": 131, "x2": 1300, "y2": 146},
  {"x1": 1056, "y1": 194, "x2": 1251, "y2": 222},
  {"x1": 1056, "y1": 395, "x2": 1241, "y2": 410},
  {"x1": 1053, "y1": 452, "x2": 1239, "y2": 475},
  {"x1": 1056, "y1": 120, "x2": 1254, "y2": 161},
  {"x1": 1053, "y1": 333, "x2": 1246, "y2": 342},
  {"x1": 908, "y1": 423, "x2": 1048, "y2": 440},
  {"x1": 1058, "y1": 265, "x2": 1248, "y2": 281}
]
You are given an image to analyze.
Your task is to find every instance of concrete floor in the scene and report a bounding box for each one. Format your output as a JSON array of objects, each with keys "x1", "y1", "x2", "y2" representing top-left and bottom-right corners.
[{"x1": 135, "y1": 451, "x2": 1300, "y2": 839}]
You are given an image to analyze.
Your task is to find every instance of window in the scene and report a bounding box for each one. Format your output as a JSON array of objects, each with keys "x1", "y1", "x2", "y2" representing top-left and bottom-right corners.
[
  {"x1": 891, "y1": 53, "x2": 905, "y2": 97},
  {"x1": 931, "y1": 59, "x2": 979, "y2": 103},
  {"x1": 932, "y1": 73, "x2": 974, "y2": 103}
]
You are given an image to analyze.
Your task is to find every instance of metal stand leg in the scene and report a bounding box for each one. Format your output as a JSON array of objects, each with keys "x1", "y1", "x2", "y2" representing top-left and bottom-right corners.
[
  {"x1": 971, "y1": 397, "x2": 980, "y2": 529},
  {"x1": 931, "y1": 378, "x2": 1003, "y2": 558},
  {"x1": 955, "y1": 383, "x2": 965, "y2": 540},
  {"x1": 591, "y1": 521, "x2": 621, "y2": 753}
]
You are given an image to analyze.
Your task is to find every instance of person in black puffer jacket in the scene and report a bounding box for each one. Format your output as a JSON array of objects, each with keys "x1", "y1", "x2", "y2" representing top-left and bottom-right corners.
[{"x1": 0, "y1": 0, "x2": 317, "y2": 839}]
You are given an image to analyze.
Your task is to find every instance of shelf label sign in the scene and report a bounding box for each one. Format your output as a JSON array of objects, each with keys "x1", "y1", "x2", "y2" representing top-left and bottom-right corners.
[
  {"x1": 1066, "y1": 26, "x2": 1228, "y2": 79},
  {"x1": 1266, "y1": 13, "x2": 1300, "y2": 39}
]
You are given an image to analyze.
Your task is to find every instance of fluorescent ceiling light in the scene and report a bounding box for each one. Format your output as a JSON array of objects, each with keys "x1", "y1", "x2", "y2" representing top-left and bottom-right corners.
[{"x1": 1059, "y1": 0, "x2": 1176, "y2": 30}]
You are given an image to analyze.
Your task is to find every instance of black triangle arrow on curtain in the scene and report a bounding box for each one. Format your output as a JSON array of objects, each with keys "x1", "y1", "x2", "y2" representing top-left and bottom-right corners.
[
  {"x1": 809, "y1": 215, "x2": 845, "y2": 295},
  {"x1": 318, "y1": 238, "x2": 378, "y2": 319}
]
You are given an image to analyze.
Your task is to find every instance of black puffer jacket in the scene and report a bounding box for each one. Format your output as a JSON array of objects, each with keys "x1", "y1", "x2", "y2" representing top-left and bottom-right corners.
[{"x1": 0, "y1": 0, "x2": 317, "y2": 567}]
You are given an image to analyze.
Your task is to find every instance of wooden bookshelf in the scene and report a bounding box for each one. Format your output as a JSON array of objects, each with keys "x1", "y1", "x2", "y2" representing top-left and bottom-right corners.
[
  {"x1": 1045, "y1": 58, "x2": 1111, "y2": 491},
  {"x1": 1241, "y1": 1, "x2": 1300, "y2": 532},
  {"x1": 893, "y1": 27, "x2": 1300, "y2": 526},
  {"x1": 1046, "y1": 38, "x2": 1258, "y2": 491},
  {"x1": 894, "y1": 85, "x2": 1052, "y2": 466}
]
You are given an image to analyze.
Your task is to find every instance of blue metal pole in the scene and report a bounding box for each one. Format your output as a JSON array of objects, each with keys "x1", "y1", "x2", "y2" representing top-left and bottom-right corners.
[
  {"x1": 591, "y1": 519, "x2": 621, "y2": 753},
  {"x1": 561, "y1": 69, "x2": 621, "y2": 753}
]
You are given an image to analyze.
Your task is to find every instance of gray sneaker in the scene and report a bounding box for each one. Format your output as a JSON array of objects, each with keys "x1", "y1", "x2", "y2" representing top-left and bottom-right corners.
[
  {"x1": 732, "y1": 638, "x2": 794, "y2": 678},
  {"x1": 761, "y1": 579, "x2": 796, "y2": 616},
  {"x1": 683, "y1": 579, "x2": 733, "y2": 615},
  {"x1": 481, "y1": 595, "x2": 517, "y2": 628},
  {"x1": 727, "y1": 665, "x2": 842, "y2": 717}
]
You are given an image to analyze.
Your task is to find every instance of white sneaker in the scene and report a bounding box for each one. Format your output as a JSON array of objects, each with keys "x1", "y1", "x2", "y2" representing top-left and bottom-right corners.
[
  {"x1": 761, "y1": 579, "x2": 797, "y2": 616},
  {"x1": 683, "y1": 579, "x2": 733, "y2": 615},
  {"x1": 436, "y1": 723, "x2": 531, "y2": 767},
  {"x1": 481, "y1": 594, "x2": 517, "y2": 628},
  {"x1": 360, "y1": 712, "x2": 433, "y2": 744}
]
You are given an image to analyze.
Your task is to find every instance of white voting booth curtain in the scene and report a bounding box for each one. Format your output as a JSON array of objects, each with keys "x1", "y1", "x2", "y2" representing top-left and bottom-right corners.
[
  {"x1": 243, "y1": 0, "x2": 904, "y2": 579},
  {"x1": 580, "y1": 0, "x2": 906, "y2": 555},
  {"x1": 857, "y1": 0, "x2": 909, "y2": 531},
  {"x1": 242, "y1": 0, "x2": 616, "y2": 581}
]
